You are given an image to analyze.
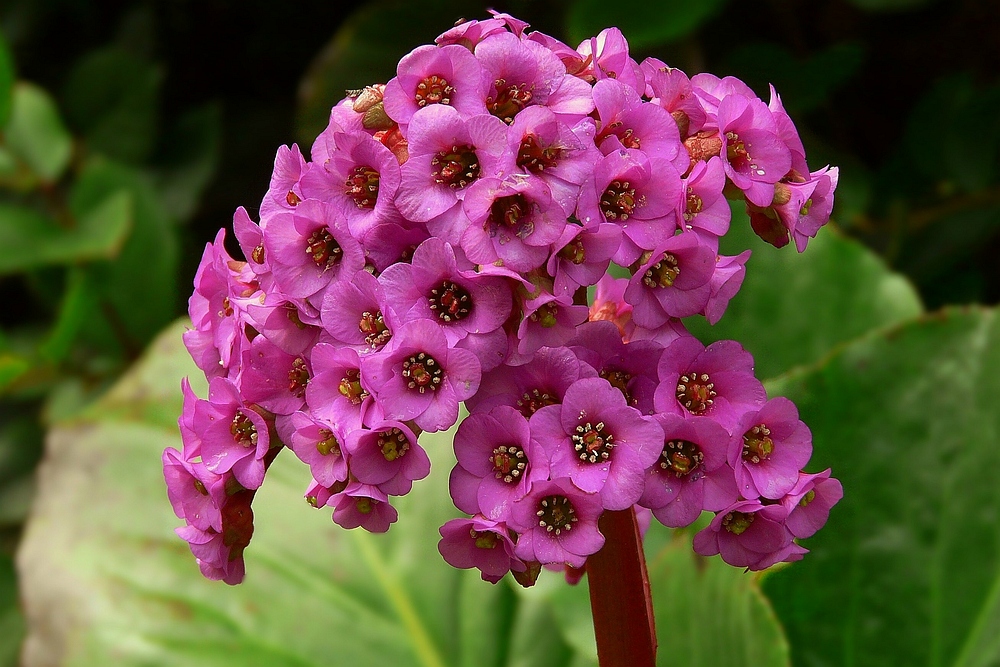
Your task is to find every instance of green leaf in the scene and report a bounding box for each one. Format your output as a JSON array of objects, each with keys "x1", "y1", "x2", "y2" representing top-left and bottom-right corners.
[
  {"x1": 70, "y1": 159, "x2": 179, "y2": 348},
  {"x1": 684, "y1": 205, "x2": 923, "y2": 380},
  {"x1": 3, "y1": 83, "x2": 73, "y2": 182},
  {"x1": 150, "y1": 103, "x2": 222, "y2": 221},
  {"x1": 566, "y1": 0, "x2": 730, "y2": 50},
  {"x1": 0, "y1": 31, "x2": 15, "y2": 128},
  {"x1": 16, "y1": 320, "x2": 581, "y2": 667},
  {"x1": 38, "y1": 267, "x2": 98, "y2": 363},
  {"x1": 0, "y1": 356, "x2": 29, "y2": 394},
  {"x1": 0, "y1": 553, "x2": 25, "y2": 667},
  {"x1": 521, "y1": 525, "x2": 790, "y2": 667},
  {"x1": 296, "y1": 0, "x2": 484, "y2": 144},
  {"x1": 0, "y1": 193, "x2": 131, "y2": 275},
  {"x1": 763, "y1": 307, "x2": 1000, "y2": 667},
  {"x1": 62, "y1": 47, "x2": 163, "y2": 164}
]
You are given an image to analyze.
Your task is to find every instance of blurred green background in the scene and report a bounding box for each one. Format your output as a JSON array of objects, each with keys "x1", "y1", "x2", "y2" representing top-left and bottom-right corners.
[{"x1": 1, "y1": 0, "x2": 999, "y2": 665}]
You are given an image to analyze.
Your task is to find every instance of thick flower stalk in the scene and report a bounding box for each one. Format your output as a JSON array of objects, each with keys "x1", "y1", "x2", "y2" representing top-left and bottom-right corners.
[{"x1": 166, "y1": 9, "x2": 843, "y2": 663}]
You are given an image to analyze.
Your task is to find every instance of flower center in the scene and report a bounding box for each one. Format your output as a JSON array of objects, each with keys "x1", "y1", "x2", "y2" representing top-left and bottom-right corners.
[
  {"x1": 487, "y1": 78, "x2": 533, "y2": 123},
  {"x1": 491, "y1": 444, "x2": 527, "y2": 483},
  {"x1": 516, "y1": 388, "x2": 558, "y2": 417},
  {"x1": 529, "y1": 303, "x2": 559, "y2": 328},
  {"x1": 535, "y1": 495, "x2": 577, "y2": 535},
  {"x1": 285, "y1": 303, "x2": 307, "y2": 330},
  {"x1": 415, "y1": 74, "x2": 454, "y2": 107},
  {"x1": 600, "y1": 368, "x2": 633, "y2": 404},
  {"x1": 356, "y1": 497, "x2": 374, "y2": 514},
  {"x1": 725, "y1": 131, "x2": 766, "y2": 177},
  {"x1": 684, "y1": 187, "x2": 703, "y2": 222},
  {"x1": 432, "y1": 145, "x2": 480, "y2": 189},
  {"x1": 799, "y1": 489, "x2": 816, "y2": 507},
  {"x1": 722, "y1": 511, "x2": 755, "y2": 535},
  {"x1": 219, "y1": 296, "x2": 234, "y2": 318},
  {"x1": 401, "y1": 352, "x2": 443, "y2": 393},
  {"x1": 316, "y1": 428, "x2": 341, "y2": 456},
  {"x1": 676, "y1": 372, "x2": 716, "y2": 414},
  {"x1": 470, "y1": 528, "x2": 498, "y2": 549},
  {"x1": 600, "y1": 180, "x2": 644, "y2": 221},
  {"x1": 193, "y1": 479, "x2": 208, "y2": 495},
  {"x1": 517, "y1": 134, "x2": 560, "y2": 172},
  {"x1": 286, "y1": 190, "x2": 301, "y2": 206},
  {"x1": 378, "y1": 427, "x2": 410, "y2": 461},
  {"x1": 338, "y1": 368, "x2": 368, "y2": 405},
  {"x1": 287, "y1": 357, "x2": 310, "y2": 398},
  {"x1": 558, "y1": 237, "x2": 587, "y2": 264},
  {"x1": 659, "y1": 439, "x2": 704, "y2": 478},
  {"x1": 428, "y1": 281, "x2": 472, "y2": 322},
  {"x1": 800, "y1": 198, "x2": 813, "y2": 216},
  {"x1": 642, "y1": 253, "x2": 680, "y2": 289},
  {"x1": 487, "y1": 193, "x2": 534, "y2": 239},
  {"x1": 230, "y1": 412, "x2": 258, "y2": 448},
  {"x1": 251, "y1": 244, "x2": 266, "y2": 264},
  {"x1": 742, "y1": 424, "x2": 774, "y2": 464},
  {"x1": 359, "y1": 310, "x2": 391, "y2": 349},
  {"x1": 344, "y1": 165, "x2": 380, "y2": 209},
  {"x1": 305, "y1": 228, "x2": 343, "y2": 269},
  {"x1": 572, "y1": 421, "x2": 615, "y2": 464}
]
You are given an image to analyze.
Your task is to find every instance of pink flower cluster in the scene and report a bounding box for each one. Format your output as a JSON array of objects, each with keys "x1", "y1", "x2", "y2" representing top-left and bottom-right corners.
[{"x1": 166, "y1": 11, "x2": 842, "y2": 585}]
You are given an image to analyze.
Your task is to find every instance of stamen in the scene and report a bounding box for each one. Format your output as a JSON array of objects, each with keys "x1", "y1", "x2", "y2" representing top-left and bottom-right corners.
[
  {"x1": 431, "y1": 145, "x2": 480, "y2": 189},
  {"x1": 414, "y1": 74, "x2": 455, "y2": 107},
  {"x1": 675, "y1": 372, "x2": 716, "y2": 414},
  {"x1": 401, "y1": 353, "x2": 444, "y2": 393},
  {"x1": 428, "y1": 281, "x2": 473, "y2": 323},
  {"x1": 535, "y1": 495, "x2": 578, "y2": 536},
  {"x1": 571, "y1": 421, "x2": 615, "y2": 464}
]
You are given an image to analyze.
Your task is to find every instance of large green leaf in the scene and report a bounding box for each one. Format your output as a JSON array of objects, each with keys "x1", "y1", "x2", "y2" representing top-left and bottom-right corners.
[
  {"x1": 528, "y1": 525, "x2": 790, "y2": 667},
  {"x1": 0, "y1": 194, "x2": 131, "y2": 276},
  {"x1": 71, "y1": 159, "x2": 180, "y2": 349},
  {"x1": 17, "y1": 320, "x2": 790, "y2": 666},
  {"x1": 3, "y1": 83, "x2": 73, "y2": 182},
  {"x1": 684, "y1": 206, "x2": 923, "y2": 380},
  {"x1": 566, "y1": 0, "x2": 730, "y2": 50},
  {"x1": 763, "y1": 307, "x2": 1000, "y2": 667}
]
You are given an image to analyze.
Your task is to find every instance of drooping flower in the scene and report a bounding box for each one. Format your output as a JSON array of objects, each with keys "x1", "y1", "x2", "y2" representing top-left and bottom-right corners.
[
  {"x1": 638, "y1": 414, "x2": 736, "y2": 528},
  {"x1": 507, "y1": 477, "x2": 605, "y2": 568},
  {"x1": 438, "y1": 516, "x2": 526, "y2": 584},
  {"x1": 781, "y1": 469, "x2": 843, "y2": 539},
  {"x1": 692, "y1": 500, "x2": 800, "y2": 571}
]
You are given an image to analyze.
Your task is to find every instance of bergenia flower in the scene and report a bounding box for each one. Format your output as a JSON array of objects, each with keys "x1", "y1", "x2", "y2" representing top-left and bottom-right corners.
[
  {"x1": 507, "y1": 477, "x2": 606, "y2": 568},
  {"x1": 438, "y1": 516, "x2": 526, "y2": 583},
  {"x1": 530, "y1": 377, "x2": 663, "y2": 510},
  {"x1": 169, "y1": 12, "x2": 839, "y2": 586}
]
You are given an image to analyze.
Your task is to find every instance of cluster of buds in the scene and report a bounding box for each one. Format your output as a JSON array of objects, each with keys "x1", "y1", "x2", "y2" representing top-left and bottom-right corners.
[{"x1": 164, "y1": 11, "x2": 842, "y2": 586}]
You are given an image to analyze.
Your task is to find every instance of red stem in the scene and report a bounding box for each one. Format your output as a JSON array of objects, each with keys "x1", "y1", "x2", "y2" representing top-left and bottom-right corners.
[{"x1": 585, "y1": 507, "x2": 657, "y2": 667}]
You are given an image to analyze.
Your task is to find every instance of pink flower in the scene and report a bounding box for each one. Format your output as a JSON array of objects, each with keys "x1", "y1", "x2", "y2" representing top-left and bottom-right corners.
[
  {"x1": 507, "y1": 478, "x2": 605, "y2": 567},
  {"x1": 530, "y1": 377, "x2": 663, "y2": 510},
  {"x1": 438, "y1": 516, "x2": 525, "y2": 584}
]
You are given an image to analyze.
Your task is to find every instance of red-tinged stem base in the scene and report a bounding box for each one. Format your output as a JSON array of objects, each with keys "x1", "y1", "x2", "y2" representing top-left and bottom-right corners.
[{"x1": 585, "y1": 507, "x2": 657, "y2": 667}]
